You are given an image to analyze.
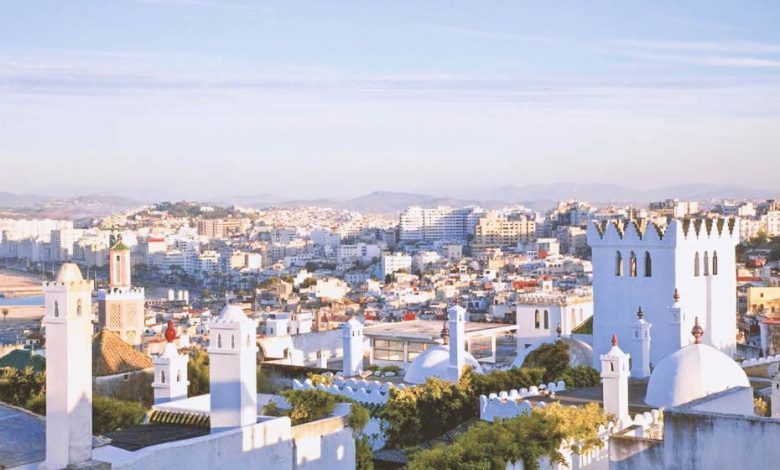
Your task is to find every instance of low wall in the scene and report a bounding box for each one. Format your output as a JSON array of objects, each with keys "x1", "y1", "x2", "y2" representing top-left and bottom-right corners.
[
  {"x1": 292, "y1": 378, "x2": 402, "y2": 406},
  {"x1": 479, "y1": 381, "x2": 566, "y2": 422},
  {"x1": 93, "y1": 369, "x2": 154, "y2": 405}
]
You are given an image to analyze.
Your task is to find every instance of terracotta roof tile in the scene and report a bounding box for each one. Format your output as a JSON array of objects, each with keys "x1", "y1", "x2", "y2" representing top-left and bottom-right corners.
[{"x1": 92, "y1": 330, "x2": 153, "y2": 376}]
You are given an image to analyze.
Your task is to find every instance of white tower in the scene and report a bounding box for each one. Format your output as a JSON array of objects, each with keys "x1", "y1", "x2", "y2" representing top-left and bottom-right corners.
[
  {"x1": 342, "y1": 316, "x2": 364, "y2": 377},
  {"x1": 631, "y1": 307, "x2": 652, "y2": 378},
  {"x1": 42, "y1": 263, "x2": 94, "y2": 469},
  {"x1": 447, "y1": 304, "x2": 467, "y2": 382},
  {"x1": 152, "y1": 320, "x2": 189, "y2": 404},
  {"x1": 209, "y1": 305, "x2": 258, "y2": 432},
  {"x1": 601, "y1": 334, "x2": 631, "y2": 423},
  {"x1": 771, "y1": 365, "x2": 780, "y2": 418},
  {"x1": 588, "y1": 218, "x2": 738, "y2": 367}
]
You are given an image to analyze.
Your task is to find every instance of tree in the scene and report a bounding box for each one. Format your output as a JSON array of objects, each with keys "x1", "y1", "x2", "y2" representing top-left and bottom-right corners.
[
  {"x1": 523, "y1": 341, "x2": 571, "y2": 383},
  {"x1": 1, "y1": 308, "x2": 8, "y2": 322},
  {"x1": 92, "y1": 395, "x2": 147, "y2": 434},
  {"x1": 187, "y1": 350, "x2": 210, "y2": 396}
]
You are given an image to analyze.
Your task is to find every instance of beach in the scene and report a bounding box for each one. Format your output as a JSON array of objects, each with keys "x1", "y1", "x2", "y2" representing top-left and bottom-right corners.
[{"x1": 0, "y1": 270, "x2": 45, "y2": 324}]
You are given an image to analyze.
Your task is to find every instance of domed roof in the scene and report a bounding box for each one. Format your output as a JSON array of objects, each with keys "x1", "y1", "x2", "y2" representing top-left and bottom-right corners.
[
  {"x1": 216, "y1": 304, "x2": 249, "y2": 323},
  {"x1": 645, "y1": 343, "x2": 749, "y2": 408},
  {"x1": 403, "y1": 344, "x2": 483, "y2": 385},
  {"x1": 511, "y1": 337, "x2": 593, "y2": 369},
  {"x1": 56, "y1": 263, "x2": 84, "y2": 283}
]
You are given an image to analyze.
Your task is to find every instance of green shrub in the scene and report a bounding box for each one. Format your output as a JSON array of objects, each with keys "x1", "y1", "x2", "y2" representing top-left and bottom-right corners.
[
  {"x1": 379, "y1": 365, "x2": 401, "y2": 374},
  {"x1": 523, "y1": 342, "x2": 570, "y2": 383},
  {"x1": 92, "y1": 395, "x2": 147, "y2": 434},
  {"x1": 467, "y1": 366, "x2": 546, "y2": 397},
  {"x1": 407, "y1": 403, "x2": 609, "y2": 470},
  {"x1": 0, "y1": 367, "x2": 45, "y2": 408},
  {"x1": 187, "y1": 350, "x2": 210, "y2": 396},
  {"x1": 355, "y1": 435, "x2": 374, "y2": 470},
  {"x1": 364, "y1": 364, "x2": 380, "y2": 372},
  {"x1": 279, "y1": 389, "x2": 337, "y2": 425},
  {"x1": 24, "y1": 393, "x2": 46, "y2": 415},
  {"x1": 558, "y1": 366, "x2": 601, "y2": 389}
]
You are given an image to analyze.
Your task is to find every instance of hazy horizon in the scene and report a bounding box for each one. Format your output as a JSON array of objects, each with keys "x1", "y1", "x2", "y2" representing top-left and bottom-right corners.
[{"x1": 2, "y1": 1, "x2": 780, "y2": 199}]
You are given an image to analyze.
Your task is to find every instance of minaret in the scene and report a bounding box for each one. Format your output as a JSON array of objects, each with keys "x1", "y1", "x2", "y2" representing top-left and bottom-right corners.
[
  {"x1": 152, "y1": 320, "x2": 189, "y2": 404},
  {"x1": 668, "y1": 288, "x2": 687, "y2": 350},
  {"x1": 342, "y1": 315, "x2": 364, "y2": 377},
  {"x1": 109, "y1": 234, "x2": 131, "y2": 288},
  {"x1": 601, "y1": 334, "x2": 630, "y2": 423},
  {"x1": 631, "y1": 307, "x2": 652, "y2": 378},
  {"x1": 447, "y1": 303, "x2": 467, "y2": 382},
  {"x1": 42, "y1": 263, "x2": 94, "y2": 469},
  {"x1": 209, "y1": 305, "x2": 258, "y2": 432}
]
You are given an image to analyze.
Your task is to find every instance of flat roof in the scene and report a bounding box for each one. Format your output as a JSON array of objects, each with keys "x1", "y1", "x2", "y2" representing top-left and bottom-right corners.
[
  {"x1": 363, "y1": 320, "x2": 515, "y2": 341},
  {"x1": 0, "y1": 403, "x2": 45, "y2": 468}
]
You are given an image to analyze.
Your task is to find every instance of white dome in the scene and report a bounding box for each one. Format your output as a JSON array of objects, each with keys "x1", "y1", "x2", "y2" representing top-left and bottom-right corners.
[
  {"x1": 160, "y1": 342, "x2": 180, "y2": 358},
  {"x1": 56, "y1": 263, "x2": 84, "y2": 283},
  {"x1": 216, "y1": 305, "x2": 249, "y2": 323},
  {"x1": 645, "y1": 343, "x2": 749, "y2": 408},
  {"x1": 403, "y1": 345, "x2": 483, "y2": 385}
]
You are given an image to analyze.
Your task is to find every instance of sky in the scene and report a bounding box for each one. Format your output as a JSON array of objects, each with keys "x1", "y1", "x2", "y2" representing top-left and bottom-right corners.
[{"x1": 1, "y1": 0, "x2": 779, "y2": 200}]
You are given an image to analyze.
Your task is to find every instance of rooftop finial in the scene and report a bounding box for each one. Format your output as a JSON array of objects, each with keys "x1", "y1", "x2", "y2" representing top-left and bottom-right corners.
[
  {"x1": 673, "y1": 288, "x2": 680, "y2": 303},
  {"x1": 440, "y1": 321, "x2": 449, "y2": 345},
  {"x1": 692, "y1": 316, "x2": 703, "y2": 344},
  {"x1": 637, "y1": 306, "x2": 644, "y2": 320},
  {"x1": 165, "y1": 320, "x2": 176, "y2": 343},
  {"x1": 612, "y1": 334, "x2": 618, "y2": 347}
]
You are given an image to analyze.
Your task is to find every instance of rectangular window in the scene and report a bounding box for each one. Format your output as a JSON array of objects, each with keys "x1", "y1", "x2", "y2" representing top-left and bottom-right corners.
[
  {"x1": 470, "y1": 336, "x2": 493, "y2": 359},
  {"x1": 406, "y1": 341, "x2": 430, "y2": 362},
  {"x1": 374, "y1": 339, "x2": 405, "y2": 361}
]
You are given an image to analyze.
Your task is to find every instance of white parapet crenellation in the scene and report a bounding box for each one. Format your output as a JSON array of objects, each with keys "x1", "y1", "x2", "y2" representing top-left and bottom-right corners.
[
  {"x1": 741, "y1": 355, "x2": 780, "y2": 368},
  {"x1": 292, "y1": 376, "x2": 402, "y2": 405},
  {"x1": 478, "y1": 381, "x2": 566, "y2": 422}
]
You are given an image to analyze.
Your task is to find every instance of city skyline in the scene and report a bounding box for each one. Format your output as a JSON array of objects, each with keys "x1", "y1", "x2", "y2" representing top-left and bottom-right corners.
[{"x1": 2, "y1": 1, "x2": 780, "y2": 199}]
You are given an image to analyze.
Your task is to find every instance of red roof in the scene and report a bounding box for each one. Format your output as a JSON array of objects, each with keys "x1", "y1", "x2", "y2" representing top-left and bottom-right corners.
[{"x1": 737, "y1": 276, "x2": 762, "y2": 282}]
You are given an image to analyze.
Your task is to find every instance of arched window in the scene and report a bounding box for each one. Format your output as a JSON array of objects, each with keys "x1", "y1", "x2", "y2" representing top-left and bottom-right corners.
[
  {"x1": 54, "y1": 301, "x2": 59, "y2": 317},
  {"x1": 694, "y1": 252, "x2": 700, "y2": 277},
  {"x1": 247, "y1": 334, "x2": 251, "y2": 347},
  {"x1": 177, "y1": 370, "x2": 181, "y2": 382},
  {"x1": 629, "y1": 251, "x2": 637, "y2": 277},
  {"x1": 231, "y1": 334, "x2": 235, "y2": 349},
  {"x1": 615, "y1": 251, "x2": 623, "y2": 276},
  {"x1": 161, "y1": 370, "x2": 166, "y2": 384},
  {"x1": 534, "y1": 310, "x2": 540, "y2": 329},
  {"x1": 644, "y1": 252, "x2": 652, "y2": 277},
  {"x1": 713, "y1": 251, "x2": 718, "y2": 275},
  {"x1": 703, "y1": 252, "x2": 710, "y2": 276},
  {"x1": 76, "y1": 299, "x2": 82, "y2": 317},
  {"x1": 218, "y1": 334, "x2": 222, "y2": 348},
  {"x1": 543, "y1": 310, "x2": 549, "y2": 329}
]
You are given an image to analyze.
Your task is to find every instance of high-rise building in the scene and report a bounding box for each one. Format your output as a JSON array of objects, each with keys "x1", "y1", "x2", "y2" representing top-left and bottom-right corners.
[
  {"x1": 472, "y1": 213, "x2": 536, "y2": 250},
  {"x1": 399, "y1": 206, "x2": 474, "y2": 242},
  {"x1": 98, "y1": 235, "x2": 146, "y2": 348}
]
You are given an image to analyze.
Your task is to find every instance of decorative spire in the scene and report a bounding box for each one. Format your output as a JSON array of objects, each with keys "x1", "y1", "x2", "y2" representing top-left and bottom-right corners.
[
  {"x1": 691, "y1": 316, "x2": 703, "y2": 344},
  {"x1": 637, "y1": 306, "x2": 644, "y2": 320},
  {"x1": 556, "y1": 323, "x2": 562, "y2": 337},
  {"x1": 165, "y1": 320, "x2": 176, "y2": 343},
  {"x1": 673, "y1": 288, "x2": 680, "y2": 303},
  {"x1": 440, "y1": 321, "x2": 449, "y2": 345},
  {"x1": 612, "y1": 334, "x2": 618, "y2": 347}
]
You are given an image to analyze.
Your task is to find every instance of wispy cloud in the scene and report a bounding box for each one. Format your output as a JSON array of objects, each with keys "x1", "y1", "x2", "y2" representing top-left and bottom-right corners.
[
  {"x1": 414, "y1": 23, "x2": 563, "y2": 44},
  {"x1": 129, "y1": 0, "x2": 273, "y2": 14},
  {"x1": 618, "y1": 39, "x2": 780, "y2": 55}
]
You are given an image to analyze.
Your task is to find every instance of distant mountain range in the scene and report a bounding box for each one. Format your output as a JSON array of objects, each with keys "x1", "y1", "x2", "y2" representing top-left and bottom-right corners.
[{"x1": 1, "y1": 183, "x2": 775, "y2": 218}]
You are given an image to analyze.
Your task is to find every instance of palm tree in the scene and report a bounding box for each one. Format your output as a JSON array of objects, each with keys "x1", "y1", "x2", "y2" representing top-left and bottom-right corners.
[{"x1": 2, "y1": 308, "x2": 8, "y2": 322}]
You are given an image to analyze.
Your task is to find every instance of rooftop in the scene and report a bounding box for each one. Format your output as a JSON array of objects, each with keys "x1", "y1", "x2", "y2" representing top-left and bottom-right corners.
[
  {"x1": 93, "y1": 330, "x2": 153, "y2": 376},
  {"x1": 0, "y1": 403, "x2": 45, "y2": 468},
  {"x1": 363, "y1": 320, "x2": 515, "y2": 341}
]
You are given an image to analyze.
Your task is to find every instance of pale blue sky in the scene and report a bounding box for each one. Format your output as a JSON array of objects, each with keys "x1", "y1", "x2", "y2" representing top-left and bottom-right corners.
[{"x1": 1, "y1": 0, "x2": 779, "y2": 200}]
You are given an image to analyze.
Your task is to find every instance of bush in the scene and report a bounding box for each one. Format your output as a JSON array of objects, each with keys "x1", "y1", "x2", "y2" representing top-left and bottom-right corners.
[
  {"x1": 187, "y1": 350, "x2": 210, "y2": 396},
  {"x1": 0, "y1": 367, "x2": 45, "y2": 408},
  {"x1": 467, "y1": 366, "x2": 546, "y2": 397},
  {"x1": 407, "y1": 403, "x2": 609, "y2": 470},
  {"x1": 24, "y1": 393, "x2": 46, "y2": 415},
  {"x1": 558, "y1": 366, "x2": 601, "y2": 389},
  {"x1": 523, "y1": 342, "x2": 570, "y2": 383},
  {"x1": 92, "y1": 395, "x2": 147, "y2": 434},
  {"x1": 272, "y1": 389, "x2": 337, "y2": 425},
  {"x1": 379, "y1": 365, "x2": 402, "y2": 374},
  {"x1": 364, "y1": 364, "x2": 380, "y2": 372},
  {"x1": 355, "y1": 435, "x2": 374, "y2": 470}
]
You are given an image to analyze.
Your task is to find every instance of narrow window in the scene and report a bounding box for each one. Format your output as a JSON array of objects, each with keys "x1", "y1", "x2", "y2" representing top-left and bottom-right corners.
[
  {"x1": 161, "y1": 370, "x2": 166, "y2": 384},
  {"x1": 231, "y1": 334, "x2": 235, "y2": 349},
  {"x1": 610, "y1": 363, "x2": 614, "y2": 372},
  {"x1": 247, "y1": 334, "x2": 250, "y2": 347},
  {"x1": 218, "y1": 334, "x2": 222, "y2": 348},
  {"x1": 694, "y1": 252, "x2": 700, "y2": 277},
  {"x1": 703, "y1": 251, "x2": 710, "y2": 276},
  {"x1": 629, "y1": 251, "x2": 637, "y2": 277},
  {"x1": 77, "y1": 299, "x2": 82, "y2": 317},
  {"x1": 54, "y1": 301, "x2": 59, "y2": 317},
  {"x1": 534, "y1": 310, "x2": 540, "y2": 329},
  {"x1": 543, "y1": 310, "x2": 549, "y2": 329},
  {"x1": 713, "y1": 251, "x2": 718, "y2": 275},
  {"x1": 644, "y1": 252, "x2": 652, "y2": 277},
  {"x1": 177, "y1": 370, "x2": 181, "y2": 382},
  {"x1": 615, "y1": 251, "x2": 623, "y2": 276}
]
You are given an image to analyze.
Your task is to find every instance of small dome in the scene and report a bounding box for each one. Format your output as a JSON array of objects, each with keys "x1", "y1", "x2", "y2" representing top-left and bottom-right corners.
[
  {"x1": 56, "y1": 263, "x2": 84, "y2": 283},
  {"x1": 645, "y1": 343, "x2": 749, "y2": 408},
  {"x1": 403, "y1": 344, "x2": 483, "y2": 385},
  {"x1": 216, "y1": 305, "x2": 248, "y2": 323}
]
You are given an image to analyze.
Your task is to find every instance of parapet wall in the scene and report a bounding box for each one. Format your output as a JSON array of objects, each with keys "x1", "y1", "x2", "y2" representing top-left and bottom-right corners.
[
  {"x1": 478, "y1": 381, "x2": 566, "y2": 422},
  {"x1": 292, "y1": 377, "x2": 402, "y2": 405},
  {"x1": 588, "y1": 218, "x2": 738, "y2": 246}
]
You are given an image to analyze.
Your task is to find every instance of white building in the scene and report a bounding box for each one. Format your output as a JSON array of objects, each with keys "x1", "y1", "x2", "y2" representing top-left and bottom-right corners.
[
  {"x1": 515, "y1": 292, "x2": 593, "y2": 349},
  {"x1": 587, "y1": 218, "x2": 738, "y2": 368},
  {"x1": 380, "y1": 251, "x2": 412, "y2": 277},
  {"x1": 399, "y1": 206, "x2": 474, "y2": 242}
]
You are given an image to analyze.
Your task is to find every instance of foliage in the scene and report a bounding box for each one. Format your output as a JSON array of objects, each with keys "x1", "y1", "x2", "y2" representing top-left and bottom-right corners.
[
  {"x1": 24, "y1": 392, "x2": 46, "y2": 414},
  {"x1": 407, "y1": 403, "x2": 609, "y2": 470},
  {"x1": 267, "y1": 389, "x2": 337, "y2": 425},
  {"x1": 467, "y1": 366, "x2": 546, "y2": 398},
  {"x1": 355, "y1": 435, "x2": 375, "y2": 470},
  {"x1": 557, "y1": 366, "x2": 601, "y2": 389},
  {"x1": 378, "y1": 376, "x2": 475, "y2": 448},
  {"x1": 307, "y1": 372, "x2": 334, "y2": 387},
  {"x1": 345, "y1": 399, "x2": 370, "y2": 434},
  {"x1": 364, "y1": 364, "x2": 380, "y2": 372},
  {"x1": 379, "y1": 365, "x2": 402, "y2": 374},
  {"x1": 523, "y1": 342, "x2": 570, "y2": 383},
  {"x1": 755, "y1": 397, "x2": 770, "y2": 417},
  {"x1": 187, "y1": 350, "x2": 210, "y2": 396},
  {"x1": 0, "y1": 367, "x2": 45, "y2": 407},
  {"x1": 92, "y1": 395, "x2": 147, "y2": 434},
  {"x1": 299, "y1": 277, "x2": 317, "y2": 289}
]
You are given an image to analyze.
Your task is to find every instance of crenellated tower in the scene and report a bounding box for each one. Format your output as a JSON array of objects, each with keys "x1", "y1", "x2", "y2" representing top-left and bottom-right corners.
[
  {"x1": 588, "y1": 217, "x2": 738, "y2": 368},
  {"x1": 98, "y1": 235, "x2": 146, "y2": 348}
]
